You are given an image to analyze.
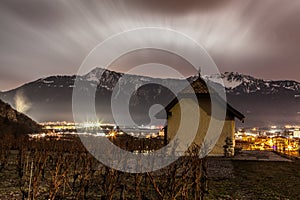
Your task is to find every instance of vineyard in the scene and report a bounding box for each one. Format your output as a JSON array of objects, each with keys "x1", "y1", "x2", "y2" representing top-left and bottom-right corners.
[{"x1": 0, "y1": 133, "x2": 208, "y2": 200}]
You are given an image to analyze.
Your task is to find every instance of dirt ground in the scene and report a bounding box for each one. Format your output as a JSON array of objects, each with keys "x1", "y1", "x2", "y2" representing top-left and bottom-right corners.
[{"x1": 206, "y1": 151, "x2": 299, "y2": 200}]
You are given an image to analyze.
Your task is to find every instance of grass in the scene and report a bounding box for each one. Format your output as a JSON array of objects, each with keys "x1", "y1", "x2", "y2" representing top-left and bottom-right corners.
[{"x1": 206, "y1": 160, "x2": 300, "y2": 200}]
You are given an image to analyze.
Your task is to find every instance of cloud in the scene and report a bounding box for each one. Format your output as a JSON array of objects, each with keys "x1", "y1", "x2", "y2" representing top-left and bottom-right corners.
[
  {"x1": 0, "y1": 0, "x2": 67, "y2": 27},
  {"x1": 0, "y1": 0, "x2": 300, "y2": 90},
  {"x1": 124, "y1": 0, "x2": 232, "y2": 15}
]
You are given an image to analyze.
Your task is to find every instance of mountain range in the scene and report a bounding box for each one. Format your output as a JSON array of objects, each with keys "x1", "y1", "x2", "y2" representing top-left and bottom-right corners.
[{"x1": 0, "y1": 68, "x2": 299, "y2": 127}]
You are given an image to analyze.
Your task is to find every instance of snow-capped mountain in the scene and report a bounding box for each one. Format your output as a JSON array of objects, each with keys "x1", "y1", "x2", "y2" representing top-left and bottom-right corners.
[
  {"x1": 0, "y1": 68, "x2": 299, "y2": 126},
  {"x1": 206, "y1": 72, "x2": 300, "y2": 95},
  {"x1": 204, "y1": 72, "x2": 299, "y2": 126}
]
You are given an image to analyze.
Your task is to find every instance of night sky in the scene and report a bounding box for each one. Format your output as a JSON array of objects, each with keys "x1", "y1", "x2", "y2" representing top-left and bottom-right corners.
[{"x1": 1, "y1": 0, "x2": 300, "y2": 91}]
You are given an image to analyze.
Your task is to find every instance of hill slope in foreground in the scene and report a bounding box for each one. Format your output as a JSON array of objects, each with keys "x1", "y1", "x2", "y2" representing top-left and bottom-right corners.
[{"x1": 0, "y1": 99, "x2": 41, "y2": 136}]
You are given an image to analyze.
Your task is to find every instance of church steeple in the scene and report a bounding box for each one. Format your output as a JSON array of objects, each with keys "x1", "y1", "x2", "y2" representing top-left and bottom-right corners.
[{"x1": 197, "y1": 67, "x2": 202, "y2": 79}]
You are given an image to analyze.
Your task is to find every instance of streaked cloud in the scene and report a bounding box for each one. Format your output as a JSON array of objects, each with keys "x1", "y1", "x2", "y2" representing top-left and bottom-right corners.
[{"x1": 0, "y1": 0, "x2": 299, "y2": 90}]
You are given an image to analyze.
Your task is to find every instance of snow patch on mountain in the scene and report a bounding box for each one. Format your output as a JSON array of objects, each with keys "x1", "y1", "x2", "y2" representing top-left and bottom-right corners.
[
  {"x1": 43, "y1": 80, "x2": 54, "y2": 84},
  {"x1": 222, "y1": 78, "x2": 242, "y2": 89}
]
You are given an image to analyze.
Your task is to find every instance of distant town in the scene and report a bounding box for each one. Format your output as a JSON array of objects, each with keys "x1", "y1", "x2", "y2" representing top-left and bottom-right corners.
[
  {"x1": 31, "y1": 121, "x2": 300, "y2": 159},
  {"x1": 31, "y1": 121, "x2": 164, "y2": 139},
  {"x1": 235, "y1": 125, "x2": 300, "y2": 157}
]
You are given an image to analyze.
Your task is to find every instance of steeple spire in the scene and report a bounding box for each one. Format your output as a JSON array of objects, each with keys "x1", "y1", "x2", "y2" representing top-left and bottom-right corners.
[{"x1": 197, "y1": 67, "x2": 201, "y2": 79}]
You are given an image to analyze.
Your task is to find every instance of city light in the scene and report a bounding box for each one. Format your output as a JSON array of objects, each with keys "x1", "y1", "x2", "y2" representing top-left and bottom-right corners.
[{"x1": 235, "y1": 125, "x2": 300, "y2": 157}]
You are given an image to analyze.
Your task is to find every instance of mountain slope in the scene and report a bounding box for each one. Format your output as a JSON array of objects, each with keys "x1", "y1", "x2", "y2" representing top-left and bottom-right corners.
[{"x1": 0, "y1": 99, "x2": 41, "y2": 136}]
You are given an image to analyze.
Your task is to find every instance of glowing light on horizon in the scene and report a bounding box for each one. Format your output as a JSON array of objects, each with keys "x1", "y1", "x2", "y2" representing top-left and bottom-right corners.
[{"x1": 14, "y1": 91, "x2": 31, "y2": 113}]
